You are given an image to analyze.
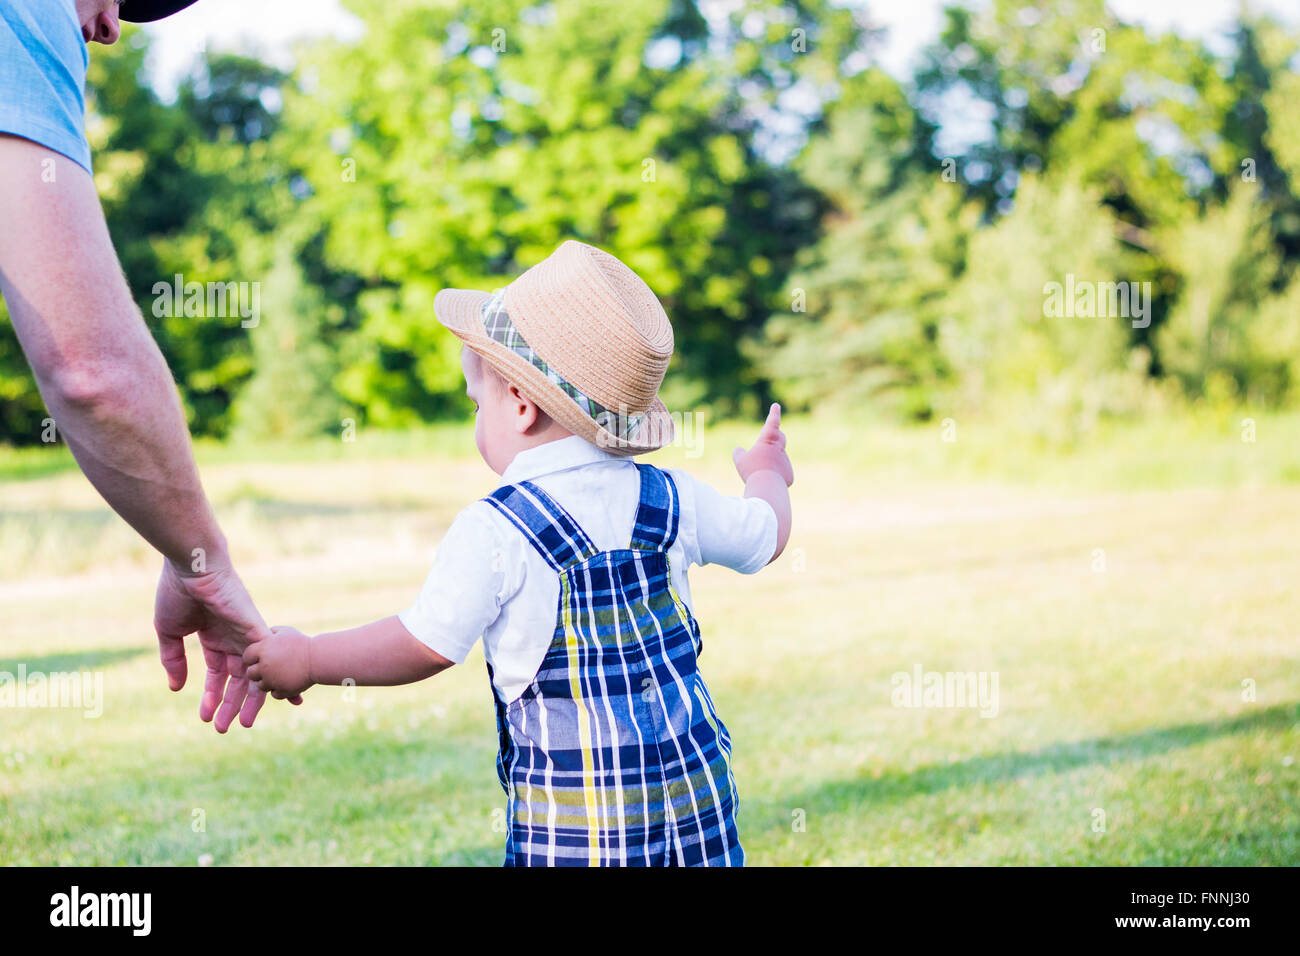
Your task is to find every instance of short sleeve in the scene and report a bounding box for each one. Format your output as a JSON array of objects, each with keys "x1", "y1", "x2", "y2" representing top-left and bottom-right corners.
[
  {"x1": 397, "y1": 503, "x2": 510, "y2": 664},
  {"x1": 671, "y1": 469, "x2": 777, "y2": 575},
  {"x1": 0, "y1": 1, "x2": 92, "y2": 175}
]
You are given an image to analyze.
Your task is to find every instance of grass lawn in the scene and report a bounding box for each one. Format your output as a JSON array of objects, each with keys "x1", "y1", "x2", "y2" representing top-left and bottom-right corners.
[{"x1": 1, "y1": 410, "x2": 1297, "y2": 865}]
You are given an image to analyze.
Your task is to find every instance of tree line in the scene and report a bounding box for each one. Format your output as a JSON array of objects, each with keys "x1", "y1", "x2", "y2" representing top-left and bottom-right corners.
[{"x1": 2, "y1": 0, "x2": 1297, "y2": 446}]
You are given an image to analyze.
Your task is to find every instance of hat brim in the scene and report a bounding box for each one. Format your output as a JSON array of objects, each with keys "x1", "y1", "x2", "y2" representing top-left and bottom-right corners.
[
  {"x1": 434, "y1": 288, "x2": 675, "y2": 457},
  {"x1": 119, "y1": 0, "x2": 199, "y2": 23}
]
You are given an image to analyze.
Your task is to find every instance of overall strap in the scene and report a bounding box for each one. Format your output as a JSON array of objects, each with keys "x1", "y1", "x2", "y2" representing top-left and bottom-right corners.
[
  {"x1": 483, "y1": 480, "x2": 599, "y2": 572},
  {"x1": 629, "y1": 463, "x2": 681, "y2": 553}
]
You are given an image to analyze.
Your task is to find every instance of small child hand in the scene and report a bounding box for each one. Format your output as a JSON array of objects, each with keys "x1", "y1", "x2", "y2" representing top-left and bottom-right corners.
[
  {"x1": 243, "y1": 625, "x2": 313, "y2": 698},
  {"x1": 732, "y1": 403, "x2": 793, "y2": 487}
]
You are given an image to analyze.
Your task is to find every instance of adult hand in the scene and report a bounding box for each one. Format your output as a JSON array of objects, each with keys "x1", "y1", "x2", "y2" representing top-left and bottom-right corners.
[{"x1": 154, "y1": 558, "x2": 302, "y2": 732}]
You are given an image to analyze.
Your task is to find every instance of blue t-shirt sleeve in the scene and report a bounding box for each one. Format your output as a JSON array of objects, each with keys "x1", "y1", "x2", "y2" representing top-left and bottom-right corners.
[{"x1": 0, "y1": 0, "x2": 92, "y2": 175}]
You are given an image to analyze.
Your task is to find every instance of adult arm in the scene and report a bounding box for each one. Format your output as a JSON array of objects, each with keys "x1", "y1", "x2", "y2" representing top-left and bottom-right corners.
[{"x1": 0, "y1": 133, "x2": 282, "y2": 731}]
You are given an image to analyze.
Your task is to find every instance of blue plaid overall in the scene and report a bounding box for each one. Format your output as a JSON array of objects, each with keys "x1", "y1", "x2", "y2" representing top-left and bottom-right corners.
[{"x1": 481, "y1": 463, "x2": 745, "y2": 866}]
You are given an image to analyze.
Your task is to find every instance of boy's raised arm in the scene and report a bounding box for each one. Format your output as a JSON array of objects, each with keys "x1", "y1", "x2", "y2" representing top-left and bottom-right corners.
[
  {"x1": 731, "y1": 403, "x2": 794, "y2": 564},
  {"x1": 244, "y1": 617, "x2": 454, "y2": 698}
]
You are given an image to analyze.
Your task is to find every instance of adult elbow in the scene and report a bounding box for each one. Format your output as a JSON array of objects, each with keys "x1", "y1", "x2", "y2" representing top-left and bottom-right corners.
[{"x1": 47, "y1": 358, "x2": 133, "y2": 415}]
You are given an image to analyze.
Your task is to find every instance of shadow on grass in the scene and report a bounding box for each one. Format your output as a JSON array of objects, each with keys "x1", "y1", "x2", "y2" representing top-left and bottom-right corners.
[
  {"x1": 751, "y1": 702, "x2": 1299, "y2": 820},
  {"x1": 10, "y1": 697, "x2": 1294, "y2": 864},
  {"x1": 0, "y1": 707, "x2": 506, "y2": 864},
  {"x1": 0, "y1": 646, "x2": 149, "y2": 675}
]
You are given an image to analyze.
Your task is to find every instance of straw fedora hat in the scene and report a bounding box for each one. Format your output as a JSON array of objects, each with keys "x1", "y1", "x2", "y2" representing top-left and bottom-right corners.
[{"x1": 433, "y1": 240, "x2": 676, "y2": 456}]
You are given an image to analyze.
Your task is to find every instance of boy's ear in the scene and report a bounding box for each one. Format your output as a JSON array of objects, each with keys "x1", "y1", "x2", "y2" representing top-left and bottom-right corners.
[
  {"x1": 507, "y1": 382, "x2": 553, "y2": 433},
  {"x1": 507, "y1": 382, "x2": 539, "y2": 433}
]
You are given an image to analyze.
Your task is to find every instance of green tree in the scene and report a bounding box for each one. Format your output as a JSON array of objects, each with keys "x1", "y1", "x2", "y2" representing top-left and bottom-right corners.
[
  {"x1": 1155, "y1": 183, "x2": 1298, "y2": 406},
  {"x1": 938, "y1": 172, "x2": 1145, "y2": 438},
  {"x1": 231, "y1": 242, "x2": 343, "y2": 440},
  {"x1": 270, "y1": 0, "x2": 858, "y2": 425},
  {"x1": 754, "y1": 67, "x2": 975, "y2": 420}
]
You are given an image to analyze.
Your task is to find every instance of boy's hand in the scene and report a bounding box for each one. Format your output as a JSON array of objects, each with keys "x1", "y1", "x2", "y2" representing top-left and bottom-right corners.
[
  {"x1": 732, "y1": 403, "x2": 793, "y2": 486},
  {"x1": 244, "y1": 626, "x2": 314, "y2": 699}
]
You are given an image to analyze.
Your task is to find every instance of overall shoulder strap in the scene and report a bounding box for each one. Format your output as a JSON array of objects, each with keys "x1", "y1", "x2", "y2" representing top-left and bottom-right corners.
[
  {"x1": 483, "y1": 480, "x2": 599, "y2": 572},
  {"x1": 629, "y1": 463, "x2": 680, "y2": 553}
]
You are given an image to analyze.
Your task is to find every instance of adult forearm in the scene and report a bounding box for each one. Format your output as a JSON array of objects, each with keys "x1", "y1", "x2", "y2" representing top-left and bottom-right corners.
[
  {"x1": 47, "y1": 338, "x2": 228, "y2": 570},
  {"x1": 0, "y1": 135, "x2": 225, "y2": 570}
]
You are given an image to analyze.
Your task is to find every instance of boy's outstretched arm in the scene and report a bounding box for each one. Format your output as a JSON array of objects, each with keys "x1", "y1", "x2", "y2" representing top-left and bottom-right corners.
[
  {"x1": 732, "y1": 403, "x2": 794, "y2": 564},
  {"x1": 244, "y1": 617, "x2": 453, "y2": 698}
]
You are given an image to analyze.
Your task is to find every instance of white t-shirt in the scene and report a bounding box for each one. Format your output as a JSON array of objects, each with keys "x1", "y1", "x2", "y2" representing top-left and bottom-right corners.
[{"x1": 398, "y1": 435, "x2": 777, "y2": 703}]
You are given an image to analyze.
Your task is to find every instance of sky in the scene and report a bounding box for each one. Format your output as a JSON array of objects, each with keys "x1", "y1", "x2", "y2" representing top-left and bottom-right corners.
[{"x1": 137, "y1": 0, "x2": 1300, "y2": 98}]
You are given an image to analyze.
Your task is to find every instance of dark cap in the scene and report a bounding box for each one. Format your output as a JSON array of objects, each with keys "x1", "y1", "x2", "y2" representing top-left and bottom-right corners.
[{"x1": 118, "y1": 0, "x2": 200, "y2": 23}]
